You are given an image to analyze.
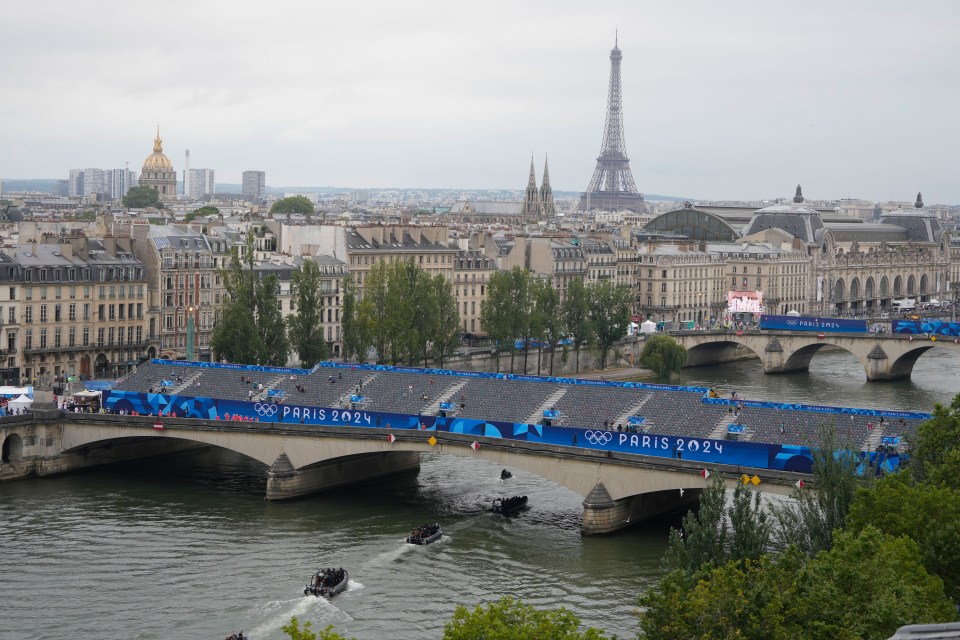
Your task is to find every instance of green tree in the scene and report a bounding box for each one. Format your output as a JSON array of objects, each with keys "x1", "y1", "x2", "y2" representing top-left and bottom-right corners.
[
  {"x1": 360, "y1": 260, "x2": 391, "y2": 363},
  {"x1": 774, "y1": 425, "x2": 866, "y2": 556},
  {"x1": 443, "y1": 596, "x2": 608, "y2": 640},
  {"x1": 288, "y1": 260, "x2": 329, "y2": 368},
  {"x1": 796, "y1": 526, "x2": 955, "y2": 640},
  {"x1": 530, "y1": 278, "x2": 562, "y2": 375},
  {"x1": 210, "y1": 300, "x2": 261, "y2": 363},
  {"x1": 429, "y1": 273, "x2": 462, "y2": 367},
  {"x1": 638, "y1": 334, "x2": 688, "y2": 377},
  {"x1": 184, "y1": 205, "x2": 219, "y2": 222},
  {"x1": 663, "y1": 474, "x2": 772, "y2": 577},
  {"x1": 340, "y1": 275, "x2": 363, "y2": 362},
  {"x1": 906, "y1": 393, "x2": 960, "y2": 489},
  {"x1": 122, "y1": 185, "x2": 162, "y2": 209},
  {"x1": 254, "y1": 273, "x2": 290, "y2": 365},
  {"x1": 281, "y1": 616, "x2": 354, "y2": 640},
  {"x1": 508, "y1": 267, "x2": 532, "y2": 373},
  {"x1": 480, "y1": 270, "x2": 514, "y2": 372},
  {"x1": 640, "y1": 528, "x2": 954, "y2": 640},
  {"x1": 848, "y1": 474, "x2": 960, "y2": 604},
  {"x1": 271, "y1": 195, "x2": 315, "y2": 219},
  {"x1": 562, "y1": 277, "x2": 591, "y2": 373},
  {"x1": 585, "y1": 280, "x2": 632, "y2": 369}
]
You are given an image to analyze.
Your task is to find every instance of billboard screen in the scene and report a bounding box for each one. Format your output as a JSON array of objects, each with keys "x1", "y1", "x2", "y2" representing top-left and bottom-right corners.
[{"x1": 727, "y1": 290, "x2": 763, "y2": 313}]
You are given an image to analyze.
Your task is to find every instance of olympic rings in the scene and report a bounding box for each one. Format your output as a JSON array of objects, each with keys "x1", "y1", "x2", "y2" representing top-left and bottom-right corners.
[
  {"x1": 254, "y1": 403, "x2": 279, "y2": 417},
  {"x1": 584, "y1": 430, "x2": 613, "y2": 445}
]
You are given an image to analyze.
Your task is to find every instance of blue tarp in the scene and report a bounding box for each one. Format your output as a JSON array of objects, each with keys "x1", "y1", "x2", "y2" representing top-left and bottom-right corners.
[
  {"x1": 627, "y1": 416, "x2": 645, "y2": 426},
  {"x1": 727, "y1": 424, "x2": 745, "y2": 433},
  {"x1": 439, "y1": 401, "x2": 456, "y2": 410},
  {"x1": 84, "y1": 380, "x2": 113, "y2": 391},
  {"x1": 893, "y1": 319, "x2": 960, "y2": 336},
  {"x1": 543, "y1": 409, "x2": 560, "y2": 419},
  {"x1": 267, "y1": 389, "x2": 285, "y2": 398},
  {"x1": 349, "y1": 395, "x2": 366, "y2": 403}
]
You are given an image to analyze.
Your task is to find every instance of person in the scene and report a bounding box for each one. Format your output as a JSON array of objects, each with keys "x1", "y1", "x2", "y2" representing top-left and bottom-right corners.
[
  {"x1": 571, "y1": 433, "x2": 577, "y2": 446},
  {"x1": 779, "y1": 424, "x2": 785, "y2": 435}
]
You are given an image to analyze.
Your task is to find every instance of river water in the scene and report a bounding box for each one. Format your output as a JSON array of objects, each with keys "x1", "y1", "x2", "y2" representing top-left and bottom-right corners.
[{"x1": 2, "y1": 348, "x2": 957, "y2": 640}]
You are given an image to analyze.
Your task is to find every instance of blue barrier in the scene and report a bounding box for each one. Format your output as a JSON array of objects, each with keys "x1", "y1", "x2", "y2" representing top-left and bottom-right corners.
[
  {"x1": 702, "y1": 396, "x2": 929, "y2": 421},
  {"x1": 760, "y1": 314, "x2": 867, "y2": 333},
  {"x1": 892, "y1": 319, "x2": 960, "y2": 337}
]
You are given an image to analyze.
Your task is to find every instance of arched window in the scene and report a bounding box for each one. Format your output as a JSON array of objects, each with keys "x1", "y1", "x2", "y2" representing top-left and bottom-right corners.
[
  {"x1": 850, "y1": 278, "x2": 860, "y2": 300},
  {"x1": 865, "y1": 277, "x2": 875, "y2": 300},
  {"x1": 879, "y1": 276, "x2": 889, "y2": 297},
  {"x1": 907, "y1": 275, "x2": 916, "y2": 295},
  {"x1": 835, "y1": 278, "x2": 845, "y2": 301},
  {"x1": 893, "y1": 275, "x2": 902, "y2": 296}
]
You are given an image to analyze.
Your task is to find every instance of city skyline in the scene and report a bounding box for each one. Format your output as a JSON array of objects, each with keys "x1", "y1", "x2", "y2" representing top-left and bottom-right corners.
[{"x1": 2, "y1": 1, "x2": 960, "y2": 203}]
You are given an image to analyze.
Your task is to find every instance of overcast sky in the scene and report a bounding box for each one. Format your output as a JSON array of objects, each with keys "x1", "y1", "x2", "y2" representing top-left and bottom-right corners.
[{"x1": 2, "y1": 1, "x2": 959, "y2": 203}]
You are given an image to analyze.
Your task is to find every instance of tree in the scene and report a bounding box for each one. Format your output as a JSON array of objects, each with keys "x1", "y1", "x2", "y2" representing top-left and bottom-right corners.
[
  {"x1": 796, "y1": 526, "x2": 955, "y2": 640},
  {"x1": 663, "y1": 474, "x2": 772, "y2": 578},
  {"x1": 429, "y1": 273, "x2": 462, "y2": 367},
  {"x1": 254, "y1": 273, "x2": 290, "y2": 366},
  {"x1": 340, "y1": 275, "x2": 362, "y2": 362},
  {"x1": 210, "y1": 300, "x2": 261, "y2": 363},
  {"x1": 531, "y1": 278, "x2": 561, "y2": 375},
  {"x1": 639, "y1": 529, "x2": 954, "y2": 640},
  {"x1": 288, "y1": 260, "x2": 329, "y2": 368},
  {"x1": 585, "y1": 280, "x2": 632, "y2": 369},
  {"x1": 271, "y1": 195, "x2": 315, "y2": 219},
  {"x1": 562, "y1": 277, "x2": 591, "y2": 373},
  {"x1": 443, "y1": 596, "x2": 609, "y2": 640},
  {"x1": 847, "y1": 474, "x2": 960, "y2": 604},
  {"x1": 184, "y1": 205, "x2": 219, "y2": 222},
  {"x1": 281, "y1": 616, "x2": 354, "y2": 640},
  {"x1": 638, "y1": 334, "x2": 687, "y2": 377},
  {"x1": 122, "y1": 186, "x2": 162, "y2": 209},
  {"x1": 773, "y1": 424, "x2": 867, "y2": 556},
  {"x1": 509, "y1": 267, "x2": 532, "y2": 373},
  {"x1": 905, "y1": 393, "x2": 960, "y2": 489},
  {"x1": 480, "y1": 270, "x2": 515, "y2": 372}
]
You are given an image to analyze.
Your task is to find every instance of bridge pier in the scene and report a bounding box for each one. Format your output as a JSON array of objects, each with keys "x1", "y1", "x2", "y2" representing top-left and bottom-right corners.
[
  {"x1": 265, "y1": 451, "x2": 421, "y2": 500},
  {"x1": 581, "y1": 482, "x2": 701, "y2": 535}
]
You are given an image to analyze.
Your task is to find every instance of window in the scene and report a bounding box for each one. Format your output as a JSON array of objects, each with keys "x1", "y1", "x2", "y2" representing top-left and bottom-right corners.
[
  {"x1": 25, "y1": 329, "x2": 32, "y2": 350},
  {"x1": 69, "y1": 304, "x2": 76, "y2": 321},
  {"x1": 9, "y1": 287, "x2": 15, "y2": 300},
  {"x1": 97, "y1": 328, "x2": 104, "y2": 347},
  {"x1": 69, "y1": 327, "x2": 76, "y2": 347},
  {"x1": 83, "y1": 327, "x2": 89, "y2": 346},
  {"x1": 54, "y1": 304, "x2": 61, "y2": 322},
  {"x1": 40, "y1": 305, "x2": 47, "y2": 323},
  {"x1": 39, "y1": 328, "x2": 47, "y2": 348},
  {"x1": 54, "y1": 328, "x2": 61, "y2": 348},
  {"x1": 7, "y1": 307, "x2": 13, "y2": 324}
]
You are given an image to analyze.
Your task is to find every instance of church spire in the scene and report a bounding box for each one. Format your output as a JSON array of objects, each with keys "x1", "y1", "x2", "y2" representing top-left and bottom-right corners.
[
  {"x1": 153, "y1": 125, "x2": 163, "y2": 153},
  {"x1": 793, "y1": 184, "x2": 804, "y2": 203},
  {"x1": 522, "y1": 154, "x2": 542, "y2": 219},
  {"x1": 915, "y1": 192, "x2": 924, "y2": 209},
  {"x1": 540, "y1": 155, "x2": 556, "y2": 217}
]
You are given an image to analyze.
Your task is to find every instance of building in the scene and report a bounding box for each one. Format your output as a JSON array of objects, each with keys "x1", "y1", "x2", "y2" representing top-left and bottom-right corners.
[
  {"x1": 345, "y1": 226, "x2": 457, "y2": 289},
  {"x1": 130, "y1": 224, "x2": 229, "y2": 361},
  {"x1": 498, "y1": 236, "x2": 587, "y2": 304},
  {"x1": 106, "y1": 169, "x2": 137, "y2": 200},
  {"x1": 453, "y1": 250, "x2": 497, "y2": 335},
  {"x1": 185, "y1": 168, "x2": 216, "y2": 199},
  {"x1": 139, "y1": 128, "x2": 177, "y2": 202},
  {"x1": 0, "y1": 238, "x2": 154, "y2": 384},
  {"x1": 242, "y1": 171, "x2": 266, "y2": 203}
]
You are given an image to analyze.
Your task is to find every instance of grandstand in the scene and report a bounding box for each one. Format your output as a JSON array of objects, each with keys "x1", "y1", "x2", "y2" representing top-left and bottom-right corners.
[{"x1": 107, "y1": 360, "x2": 927, "y2": 450}]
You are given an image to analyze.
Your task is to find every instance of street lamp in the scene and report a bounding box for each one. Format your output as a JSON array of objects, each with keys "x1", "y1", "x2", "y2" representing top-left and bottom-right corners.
[{"x1": 186, "y1": 306, "x2": 195, "y2": 361}]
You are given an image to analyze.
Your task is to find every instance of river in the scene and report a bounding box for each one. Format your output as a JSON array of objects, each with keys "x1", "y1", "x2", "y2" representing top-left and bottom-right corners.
[{"x1": 2, "y1": 348, "x2": 956, "y2": 640}]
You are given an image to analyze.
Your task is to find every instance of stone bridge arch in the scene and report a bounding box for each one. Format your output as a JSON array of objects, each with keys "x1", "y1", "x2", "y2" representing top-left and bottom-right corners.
[
  {"x1": 55, "y1": 419, "x2": 743, "y2": 534},
  {"x1": 683, "y1": 337, "x2": 764, "y2": 368}
]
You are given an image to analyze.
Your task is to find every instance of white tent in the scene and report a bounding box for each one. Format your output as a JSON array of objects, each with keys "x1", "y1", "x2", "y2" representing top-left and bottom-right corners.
[
  {"x1": 627, "y1": 321, "x2": 639, "y2": 336},
  {"x1": 640, "y1": 319, "x2": 657, "y2": 334},
  {"x1": 786, "y1": 310, "x2": 801, "y2": 317},
  {"x1": 8, "y1": 394, "x2": 33, "y2": 413}
]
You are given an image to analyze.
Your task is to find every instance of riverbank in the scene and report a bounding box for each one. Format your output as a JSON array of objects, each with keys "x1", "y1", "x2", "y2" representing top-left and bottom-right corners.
[{"x1": 572, "y1": 366, "x2": 658, "y2": 381}]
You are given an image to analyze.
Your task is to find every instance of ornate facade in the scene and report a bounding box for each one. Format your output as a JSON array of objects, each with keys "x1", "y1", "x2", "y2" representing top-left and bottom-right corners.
[{"x1": 139, "y1": 128, "x2": 177, "y2": 201}]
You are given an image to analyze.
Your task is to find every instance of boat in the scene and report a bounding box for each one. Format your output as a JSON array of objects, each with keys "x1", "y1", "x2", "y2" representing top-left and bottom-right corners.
[
  {"x1": 406, "y1": 522, "x2": 443, "y2": 545},
  {"x1": 304, "y1": 567, "x2": 349, "y2": 597},
  {"x1": 491, "y1": 495, "x2": 528, "y2": 516},
  {"x1": 500, "y1": 469, "x2": 513, "y2": 480}
]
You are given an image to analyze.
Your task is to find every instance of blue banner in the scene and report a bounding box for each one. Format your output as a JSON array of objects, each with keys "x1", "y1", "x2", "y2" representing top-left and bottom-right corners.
[
  {"x1": 702, "y1": 396, "x2": 929, "y2": 420},
  {"x1": 892, "y1": 319, "x2": 960, "y2": 337},
  {"x1": 759, "y1": 315, "x2": 867, "y2": 333},
  {"x1": 101, "y1": 389, "x2": 835, "y2": 473}
]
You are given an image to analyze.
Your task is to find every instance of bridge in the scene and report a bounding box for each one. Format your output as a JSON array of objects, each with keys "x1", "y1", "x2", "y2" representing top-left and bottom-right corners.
[
  {"x1": 0, "y1": 413, "x2": 807, "y2": 535},
  {"x1": 672, "y1": 329, "x2": 960, "y2": 381}
]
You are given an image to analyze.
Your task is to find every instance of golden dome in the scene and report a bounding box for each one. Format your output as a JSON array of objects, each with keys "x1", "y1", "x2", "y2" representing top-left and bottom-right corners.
[{"x1": 142, "y1": 127, "x2": 174, "y2": 172}]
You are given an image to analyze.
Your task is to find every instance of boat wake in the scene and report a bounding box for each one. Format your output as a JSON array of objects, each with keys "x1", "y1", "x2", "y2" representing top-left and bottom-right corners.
[
  {"x1": 345, "y1": 579, "x2": 364, "y2": 593},
  {"x1": 369, "y1": 543, "x2": 416, "y2": 565},
  {"x1": 247, "y1": 596, "x2": 349, "y2": 639}
]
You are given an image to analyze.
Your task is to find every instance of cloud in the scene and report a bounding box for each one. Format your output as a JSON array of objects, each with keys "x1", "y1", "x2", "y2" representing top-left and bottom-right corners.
[{"x1": 1, "y1": 0, "x2": 959, "y2": 202}]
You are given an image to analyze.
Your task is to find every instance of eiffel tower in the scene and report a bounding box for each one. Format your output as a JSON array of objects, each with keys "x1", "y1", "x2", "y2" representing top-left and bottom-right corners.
[{"x1": 577, "y1": 36, "x2": 646, "y2": 212}]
